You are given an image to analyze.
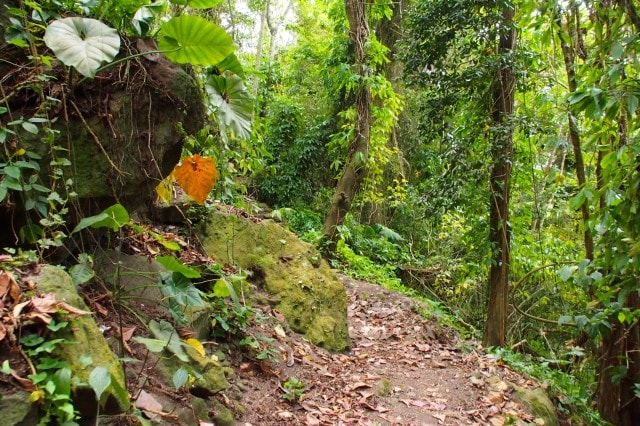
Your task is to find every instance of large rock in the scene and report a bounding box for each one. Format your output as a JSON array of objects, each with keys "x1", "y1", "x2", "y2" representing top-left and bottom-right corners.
[
  {"x1": 0, "y1": 390, "x2": 40, "y2": 425},
  {"x1": 199, "y1": 206, "x2": 350, "y2": 352},
  {"x1": 28, "y1": 265, "x2": 130, "y2": 417},
  {"x1": 0, "y1": 33, "x2": 206, "y2": 227},
  {"x1": 510, "y1": 383, "x2": 559, "y2": 426}
]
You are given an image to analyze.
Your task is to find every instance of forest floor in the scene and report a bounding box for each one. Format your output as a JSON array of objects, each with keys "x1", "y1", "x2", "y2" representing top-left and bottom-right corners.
[
  {"x1": 1, "y1": 224, "x2": 557, "y2": 426},
  {"x1": 231, "y1": 273, "x2": 554, "y2": 426}
]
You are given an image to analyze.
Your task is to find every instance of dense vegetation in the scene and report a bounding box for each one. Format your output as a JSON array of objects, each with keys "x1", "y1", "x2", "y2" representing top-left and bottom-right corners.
[{"x1": 2, "y1": 0, "x2": 640, "y2": 424}]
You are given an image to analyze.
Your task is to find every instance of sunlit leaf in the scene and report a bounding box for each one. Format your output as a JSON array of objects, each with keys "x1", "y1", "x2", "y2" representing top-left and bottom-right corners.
[
  {"x1": 184, "y1": 338, "x2": 206, "y2": 357},
  {"x1": 188, "y1": 0, "x2": 223, "y2": 8},
  {"x1": 43, "y1": 17, "x2": 120, "y2": 78},
  {"x1": 155, "y1": 173, "x2": 175, "y2": 205},
  {"x1": 213, "y1": 53, "x2": 245, "y2": 78},
  {"x1": 158, "y1": 16, "x2": 235, "y2": 66},
  {"x1": 172, "y1": 155, "x2": 218, "y2": 204},
  {"x1": 213, "y1": 279, "x2": 231, "y2": 298}
]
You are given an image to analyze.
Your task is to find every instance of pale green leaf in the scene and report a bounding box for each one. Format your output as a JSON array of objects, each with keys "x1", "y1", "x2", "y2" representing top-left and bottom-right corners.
[
  {"x1": 148, "y1": 320, "x2": 188, "y2": 362},
  {"x1": 44, "y1": 17, "x2": 120, "y2": 78},
  {"x1": 132, "y1": 337, "x2": 168, "y2": 352},
  {"x1": 89, "y1": 367, "x2": 111, "y2": 400},
  {"x1": 69, "y1": 262, "x2": 95, "y2": 286},
  {"x1": 213, "y1": 279, "x2": 231, "y2": 298},
  {"x1": 206, "y1": 71, "x2": 253, "y2": 140},
  {"x1": 558, "y1": 266, "x2": 577, "y2": 282},
  {"x1": 172, "y1": 368, "x2": 189, "y2": 389}
]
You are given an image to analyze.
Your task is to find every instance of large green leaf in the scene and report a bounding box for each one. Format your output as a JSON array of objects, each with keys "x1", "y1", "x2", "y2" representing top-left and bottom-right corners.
[
  {"x1": 158, "y1": 16, "x2": 235, "y2": 66},
  {"x1": 213, "y1": 53, "x2": 245, "y2": 78},
  {"x1": 206, "y1": 71, "x2": 253, "y2": 140},
  {"x1": 72, "y1": 203, "x2": 130, "y2": 233},
  {"x1": 187, "y1": 0, "x2": 223, "y2": 9},
  {"x1": 156, "y1": 256, "x2": 201, "y2": 278},
  {"x1": 43, "y1": 17, "x2": 120, "y2": 78}
]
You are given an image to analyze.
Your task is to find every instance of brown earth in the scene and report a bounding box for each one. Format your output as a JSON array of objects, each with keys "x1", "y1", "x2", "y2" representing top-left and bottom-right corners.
[{"x1": 231, "y1": 274, "x2": 549, "y2": 426}]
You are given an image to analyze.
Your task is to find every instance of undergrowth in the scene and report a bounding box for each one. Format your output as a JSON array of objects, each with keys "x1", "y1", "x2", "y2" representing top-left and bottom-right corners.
[{"x1": 491, "y1": 348, "x2": 605, "y2": 425}]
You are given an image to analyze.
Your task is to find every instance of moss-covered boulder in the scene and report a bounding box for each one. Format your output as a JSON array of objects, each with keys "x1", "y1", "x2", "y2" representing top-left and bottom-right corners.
[
  {"x1": 510, "y1": 383, "x2": 559, "y2": 426},
  {"x1": 199, "y1": 206, "x2": 350, "y2": 352},
  {"x1": 28, "y1": 265, "x2": 130, "y2": 417},
  {"x1": 0, "y1": 37, "x2": 206, "y2": 233}
]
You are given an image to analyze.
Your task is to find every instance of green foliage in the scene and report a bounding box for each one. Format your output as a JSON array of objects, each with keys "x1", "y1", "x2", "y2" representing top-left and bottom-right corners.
[
  {"x1": 18, "y1": 321, "x2": 78, "y2": 424},
  {"x1": 255, "y1": 101, "x2": 334, "y2": 207},
  {"x1": 206, "y1": 71, "x2": 254, "y2": 141},
  {"x1": 281, "y1": 376, "x2": 305, "y2": 402},
  {"x1": 491, "y1": 348, "x2": 605, "y2": 425},
  {"x1": 160, "y1": 272, "x2": 206, "y2": 325}
]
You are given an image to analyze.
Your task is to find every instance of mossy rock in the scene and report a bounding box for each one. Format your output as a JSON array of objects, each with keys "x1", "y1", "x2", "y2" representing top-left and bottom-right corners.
[
  {"x1": 199, "y1": 206, "x2": 350, "y2": 352},
  {"x1": 28, "y1": 265, "x2": 130, "y2": 417},
  {"x1": 94, "y1": 250, "x2": 213, "y2": 339},
  {"x1": 0, "y1": 390, "x2": 40, "y2": 425},
  {"x1": 510, "y1": 383, "x2": 559, "y2": 426}
]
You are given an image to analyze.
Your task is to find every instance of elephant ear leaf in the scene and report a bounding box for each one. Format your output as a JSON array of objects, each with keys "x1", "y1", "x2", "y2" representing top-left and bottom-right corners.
[
  {"x1": 206, "y1": 71, "x2": 253, "y2": 141},
  {"x1": 44, "y1": 17, "x2": 120, "y2": 78},
  {"x1": 158, "y1": 16, "x2": 235, "y2": 66},
  {"x1": 172, "y1": 155, "x2": 218, "y2": 204}
]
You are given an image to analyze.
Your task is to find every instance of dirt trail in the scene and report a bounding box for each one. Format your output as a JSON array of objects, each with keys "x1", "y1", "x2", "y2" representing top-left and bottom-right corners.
[{"x1": 235, "y1": 274, "x2": 546, "y2": 425}]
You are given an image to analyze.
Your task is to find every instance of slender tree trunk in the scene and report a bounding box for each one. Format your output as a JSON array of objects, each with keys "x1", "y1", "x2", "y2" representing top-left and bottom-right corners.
[
  {"x1": 557, "y1": 3, "x2": 594, "y2": 261},
  {"x1": 252, "y1": 1, "x2": 268, "y2": 99},
  {"x1": 266, "y1": 0, "x2": 293, "y2": 66},
  {"x1": 483, "y1": 3, "x2": 516, "y2": 348},
  {"x1": 323, "y1": 0, "x2": 371, "y2": 247}
]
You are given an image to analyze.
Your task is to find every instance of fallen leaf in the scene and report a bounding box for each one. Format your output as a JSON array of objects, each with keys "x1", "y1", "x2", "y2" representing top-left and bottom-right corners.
[
  {"x1": 274, "y1": 324, "x2": 287, "y2": 338},
  {"x1": 121, "y1": 326, "x2": 136, "y2": 342},
  {"x1": 347, "y1": 381, "x2": 371, "y2": 392},
  {"x1": 305, "y1": 413, "x2": 321, "y2": 426},
  {"x1": 11, "y1": 371, "x2": 37, "y2": 391},
  {"x1": 277, "y1": 411, "x2": 294, "y2": 419},
  {"x1": 433, "y1": 413, "x2": 447, "y2": 423},
  {"x1": 0, "y1": 271, "x2": 20, "y2": 303},
  {"x1": 136, "y1": 390, "x2": 163, "y2": 413}
]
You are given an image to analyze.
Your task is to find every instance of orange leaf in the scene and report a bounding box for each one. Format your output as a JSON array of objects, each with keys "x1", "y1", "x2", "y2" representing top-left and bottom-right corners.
[{"x1": 172, "y1": 155, "x2": 218, "y2": 204}]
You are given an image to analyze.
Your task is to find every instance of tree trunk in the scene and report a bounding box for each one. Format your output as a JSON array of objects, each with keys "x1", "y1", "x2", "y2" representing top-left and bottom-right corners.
[
  {"x1": 557, "y1": 3, "x2": 594, "y2": 261},
  {"x1": 598, "y1": 292, "x2": 640, "y2": 425},
  {"x1": 322, "y1": 0, "x2": 371, "y2": 247},
  {"x1": 483, "y1": 3, "x2": 516, "y2": 348},
  {"x1": 252, "y1": 1, "x2": 268, "y2": 99}
]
